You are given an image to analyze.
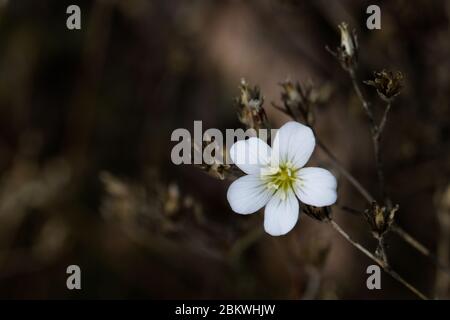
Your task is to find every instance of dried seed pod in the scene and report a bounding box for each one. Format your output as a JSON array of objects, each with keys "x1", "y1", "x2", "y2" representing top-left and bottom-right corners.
[
  {"x1": 364, "y1": 201, "x2": 399, "y2": 236},
  {"x1": 364, "y1": 70, "x2": 404, "y2": 102},
  {"x1": 327, "y1": 22, "x2": 359, "y2": 71},
  {"x1": 235, "y1": 79, "x2": 269, "y2": 132},
  {"x1": 192, "y1": 139, "x2": 234, "y2": 180},
  {"x1": 278, "y1": 79, "x2": 332, "y2": 126},
  {"x1": 303, "y1": 204, "x2": 332, "y2": 222}
]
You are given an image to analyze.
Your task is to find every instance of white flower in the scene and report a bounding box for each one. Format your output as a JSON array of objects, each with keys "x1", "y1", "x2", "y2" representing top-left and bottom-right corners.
[{"x1": 227, "y1": 121, "x2": 337, "y2": 236}]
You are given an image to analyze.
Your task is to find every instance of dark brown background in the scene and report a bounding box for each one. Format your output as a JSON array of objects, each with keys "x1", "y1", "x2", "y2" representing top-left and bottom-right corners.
[{"x1": 0, "y1": 0, "x2": 448, "y2": 299}]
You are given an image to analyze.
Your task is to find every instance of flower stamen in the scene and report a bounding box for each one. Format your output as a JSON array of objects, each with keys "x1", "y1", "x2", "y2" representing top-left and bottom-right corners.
[{"x1": 261, "y1": 163, "x2": 298, "y2": 195}]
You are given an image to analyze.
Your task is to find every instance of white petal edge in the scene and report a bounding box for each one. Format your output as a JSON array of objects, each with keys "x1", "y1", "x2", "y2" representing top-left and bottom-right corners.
[
  {"x1": 264, "y1": 188, "x2": 299, "y2": 236},
  {"x1": 294, "y1": 167, "x2": 337, "y2": 207},
  {"x1": 271, "y1": 121, "x2": 315, "y2": 169},
  {"x1": 229, "y1": 137, "x2": 272, "y2": 175},
  {"x1": 227, "y1": 174, "x2": 274, "y2": 215}
]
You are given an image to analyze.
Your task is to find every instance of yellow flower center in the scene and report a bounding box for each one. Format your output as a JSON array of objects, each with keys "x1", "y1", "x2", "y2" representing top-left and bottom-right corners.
[{"x1": 261, "y1": 163, "x2": 298, "y2": 194}]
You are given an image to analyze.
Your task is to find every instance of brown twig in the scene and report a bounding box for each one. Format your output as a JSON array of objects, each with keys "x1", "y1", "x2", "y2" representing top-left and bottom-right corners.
[
  {"x1": 328, "y1": 219, "x2": 429, "y2": 300},
  {"x1": 349, "y1": 69, "x2": 390, "y2": 205},
  {"x1": 348, "y1": 68, "x2": 391, "y2": 260},
  {"x1": 391, "y1": 224, "x2": 433, "y2": 258},
  {"x1": 316, "y1": 138, "x2": 374, "y2": 203},
  {"x1": 434, "y1": 187, "x2": 450, "y2": 298},
  {"x1": 339, "y1": 205, "x2": 450, "y2": 277},
  {"x1": 349, "y1": 70, "x2": 376, "y2": 129},
  {"x1": 378, "y1": 103, "x2": 392, "y2": 136},
  {"x1": 392, "y1": 224, "x2": 450, "y2": 280}
]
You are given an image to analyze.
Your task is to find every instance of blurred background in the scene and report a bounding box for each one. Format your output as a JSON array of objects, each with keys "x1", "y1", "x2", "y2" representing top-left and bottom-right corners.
[{"x1": 0, "y1": 0, "x2": 449, "y2": 299}]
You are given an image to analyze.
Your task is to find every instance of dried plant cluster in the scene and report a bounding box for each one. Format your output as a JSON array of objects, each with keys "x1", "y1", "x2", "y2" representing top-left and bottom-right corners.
[
  {"x1": 194, "y1": 22, "x2": 448, "y2": 300},
  {"x1": 0, "y1": 1, "x2": 449, "y2": 299}
]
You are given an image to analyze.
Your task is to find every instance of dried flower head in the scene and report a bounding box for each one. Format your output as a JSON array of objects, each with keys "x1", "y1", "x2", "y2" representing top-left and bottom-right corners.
[
  {"x1": 275, "y1": 80, "x2": 332, "y2": 127},
  {"x1": 235, "y1": 79, "x2": 269, "y2": 131},
  {"x1": 302, "y1": 204, "x2": 331, "y2": 222},
  {"x1": 364, "y1": 70, "x2": 404, "y2": 102},
  {"x1": 327, "y1": 22, "x2": 358, "y2": 71},
  {"x1": 192, "y1": 138, "x2": 234, "y2": 180},
  {"x1": 364, "y1": 201, "x2": 399, "y2": 237}
]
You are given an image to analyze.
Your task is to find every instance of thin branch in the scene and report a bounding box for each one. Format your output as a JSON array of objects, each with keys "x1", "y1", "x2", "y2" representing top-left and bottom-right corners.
[
  {"x1": 338, "y1": 205, "x2": 362, "y2": 215},
  {"x1": 375, "y1": 234, "x2": 389, "y2": 265},
  {"x1": 349, "y1": 69, "x2": 376, "y2": 129},
  {"x1": 319, "y1": 127, "x2": 448, "y2": 275},
  {"x1": 316, "y1": 138, "x2": 374, "y2": 203},
  {"x1": 328, "y1": 219, "x2": 429, "y2": 300},
  {"x1": 349, "y1": 69, "x2": 390, "y2": 204},
  {"x1": 392, "y1": 224, "x2": 450, "y2": 278},
  {"x1": 434, "y1": 189, "x2": 450, "y2": 298},
  {"x1": 377, "y1": 103, "x2": 392, "y2": 137},
  {"x1": 375, "y1": 102, "x2": 393, "y2": 208},
  {"x1": 391, "y1": 224, "x2": 431, "y2": 257},
  {"x1": 271, "y1": 103, "x2": 292, "y2": 117},
  {"x1": 339, "y1": 205, "x2": 450, "y2": 277},
  {"x1": 348, "y1": 68, "x2": 391, "y2": 258},
  {"x1": 372, "y1": 133, "x2": 388, "y2": 206}
]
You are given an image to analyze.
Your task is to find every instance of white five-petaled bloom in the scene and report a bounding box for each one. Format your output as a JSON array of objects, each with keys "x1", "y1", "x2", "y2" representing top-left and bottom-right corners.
[{"x1": 227, "y1": 121, "x2": 337, "y2": 236}]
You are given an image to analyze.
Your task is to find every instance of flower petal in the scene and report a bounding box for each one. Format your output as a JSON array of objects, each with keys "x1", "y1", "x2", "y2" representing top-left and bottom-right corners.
[
  {"x1": 264, "y1": 188, "x2": 299, "y2": 236},
  {"x1": 294, "y1": 167, "x2": 337, "y2": 207},
  {"x1": 227, "y1": 174, "x2": 273, "y2": 215},
  {"x1": 229, "y1": 137, "x2": 272, "y2": 175},
  {"x1": 271, "y1": 121, "x2": 315, "y2": 168}
]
